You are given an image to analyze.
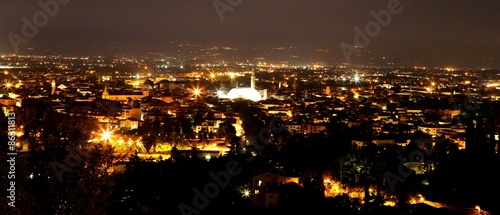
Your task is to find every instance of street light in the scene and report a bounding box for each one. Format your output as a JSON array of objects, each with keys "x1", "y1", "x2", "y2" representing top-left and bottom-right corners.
[
  {"x1": 476, "y1": 205, "x2": 482, "y2": 215},
  {"x1": 229, "y1": 72, "x2": 236, "y2": 87},
  {"x1": 99, "y1": 125, "x2": 114, "y2": 142},
  {"x1": 102, "y1": 131, "x2": 111, "y2": 140},
  {"x1": 3, "y1": 81, "x2": 13, "y2": 93},
  {"x1": 242, "y1": 189, "x2": 250, "y2": 198},
  {"x1": 216, "y1": 89, "x2": 224, "y2": 97},
  {"x1": 193, "y1": 88, "x2": 201, "y2": 96},
  {"x1": 353, "y1": 75, "x2": 360, "y2": 83}
]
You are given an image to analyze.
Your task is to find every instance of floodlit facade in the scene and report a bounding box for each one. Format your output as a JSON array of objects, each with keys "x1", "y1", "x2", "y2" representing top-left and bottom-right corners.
[
  {"x1": 226, "y1": 87, "x2": 262, "y2": 102},
  {"x1": 218, "y1": 70, "x2": 267, "y2": 101}
]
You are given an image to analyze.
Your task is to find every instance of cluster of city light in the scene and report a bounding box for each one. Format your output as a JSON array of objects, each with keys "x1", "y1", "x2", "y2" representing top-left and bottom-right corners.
[
  {"x1": 323, "y1": 177, "x2": 373, "y2": 200},
  {"x1": 486, "y1": 82, "x2": 500, "y2": 88},
  {"x1": 201, "y1": 143, "x2": 230, "y2": 153},
  {"x1": 92, "y1": 130, "x2": 148, "y2": 152},
  {"x1": 409, "y1": 194, "x2": 425, "y2": 204}
]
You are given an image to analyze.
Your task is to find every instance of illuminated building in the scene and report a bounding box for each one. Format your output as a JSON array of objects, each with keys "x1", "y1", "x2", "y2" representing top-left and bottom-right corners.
[
  {"x1": 51, "y1": 80, "x2": 56, "y2": 95},
  {"x1": 0, "y1": 95, "x2": 16, "y2": 106},
  {"x1": 102, "y1": 85, "x2": 147, "y2": 104},
  {"x1": 218, "y1": 70, "x2": 267, "y2": 101}
]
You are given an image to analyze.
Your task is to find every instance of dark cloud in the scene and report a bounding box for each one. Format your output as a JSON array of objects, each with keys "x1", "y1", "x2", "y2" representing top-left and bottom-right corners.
[{"x1": 1, "y1": 0, "x2": 499, "y2": 67}]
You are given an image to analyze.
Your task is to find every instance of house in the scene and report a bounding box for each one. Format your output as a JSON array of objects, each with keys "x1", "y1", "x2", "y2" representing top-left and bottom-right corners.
[
  {"x1": 371, "y1": 139, "x2": 396, "y2": 146},
  {"x1": 285, "y1": 124, "x2": 301, "y2": 134},
  {"x1": 120, "y1": 119, "x2": 139, "y2": 130},
  {"x1": 0, "y1": 95, "x2": 16, "y2": 106},
  {"x1": 195, "y1": 121, "x2": 215, "y2": 133},
  {"x1": 101, "y1": 86, "x2": 146, "y2": 103},
  {"x1": 351, "y1": 140, "x2": 366, "y2": 148},
  {"x1": 251, "y1": 171, "x2": 300, "y2": 209},
  {"x1": 301, "y1": 123, "x2": 327, "y2": 134}
]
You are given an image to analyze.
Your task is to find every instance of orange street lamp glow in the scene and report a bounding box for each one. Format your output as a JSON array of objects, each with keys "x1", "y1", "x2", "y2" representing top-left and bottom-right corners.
[
  {"x1": 102, "y1": 131, "x2": 112, "y2": 141},
  {"x1": 193, "y1": 88, "x2": 201, "y2": 96}
]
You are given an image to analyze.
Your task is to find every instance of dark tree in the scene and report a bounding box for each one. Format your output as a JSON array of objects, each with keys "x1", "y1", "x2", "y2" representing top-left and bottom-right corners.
[{"x1": 0, "y1": 103, "x2": 115, "y2": 215}]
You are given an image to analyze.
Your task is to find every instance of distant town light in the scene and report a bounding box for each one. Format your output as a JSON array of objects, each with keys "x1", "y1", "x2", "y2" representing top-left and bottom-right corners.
[{"x1": 354, "y1": 75, "x2": 360, "y2": 82}]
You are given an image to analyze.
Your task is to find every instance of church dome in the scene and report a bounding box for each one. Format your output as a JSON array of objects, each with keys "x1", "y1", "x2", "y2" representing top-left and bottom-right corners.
[{"x1": 226, "y1": 88, "x2": 261, "y2": 101}]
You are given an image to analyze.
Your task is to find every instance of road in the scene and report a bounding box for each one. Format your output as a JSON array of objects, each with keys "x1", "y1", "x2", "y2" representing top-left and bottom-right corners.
[{"x1": 420, "y1": 199, "x2": 491, "y2": 215}]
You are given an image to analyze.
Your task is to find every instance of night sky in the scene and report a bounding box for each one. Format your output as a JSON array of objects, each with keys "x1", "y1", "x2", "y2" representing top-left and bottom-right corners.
[{"x1": 1, "y1": 0, "x2": 499, "y2": 67}]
